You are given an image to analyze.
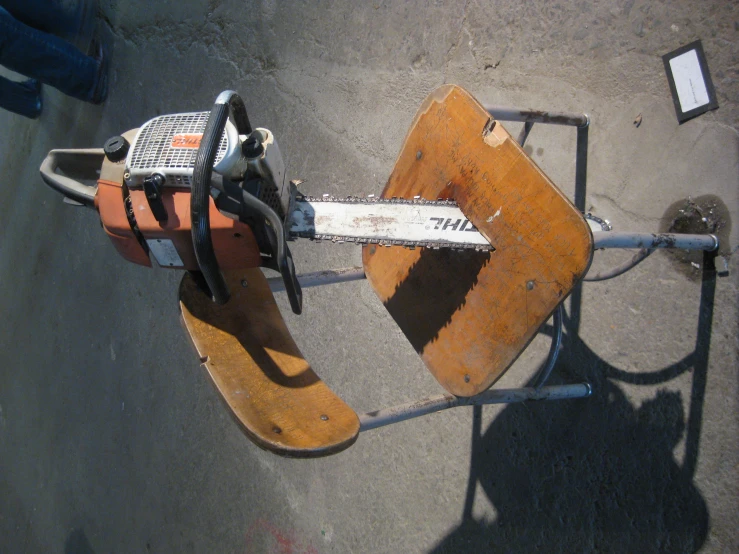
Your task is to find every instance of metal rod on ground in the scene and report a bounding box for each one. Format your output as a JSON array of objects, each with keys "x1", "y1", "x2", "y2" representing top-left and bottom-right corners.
[
  {"x1": 268, "y1": 266, "x2": 366, "y2": 292},
  {"x1": 358, "y1": 383, "x2": 592, "y2": 432},
  {"x1": 485, "y1": 106, "x2": 589, "y2": 127},
  {"x1": 594, "y1": 232, "x2": 718, "y2": 251}
]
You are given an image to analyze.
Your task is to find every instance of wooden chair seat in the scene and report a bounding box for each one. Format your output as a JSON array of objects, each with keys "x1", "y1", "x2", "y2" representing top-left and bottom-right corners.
[
  {"x1": 179, "y1": 268, "x2": 359, "y2": 457},
  {"x1": 363, "y1": 85, "x2": 593, "y2": 397}
]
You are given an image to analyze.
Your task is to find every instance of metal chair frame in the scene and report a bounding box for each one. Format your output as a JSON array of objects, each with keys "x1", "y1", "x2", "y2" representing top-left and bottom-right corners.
[{"x1": 266, "y1": 106, "x2": 718, "y2": 433}]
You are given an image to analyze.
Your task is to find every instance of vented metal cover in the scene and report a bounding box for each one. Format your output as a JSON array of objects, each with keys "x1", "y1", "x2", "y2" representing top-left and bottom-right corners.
[{"x1": 125, "y1": 112, "x2": 236, "y2": 187}]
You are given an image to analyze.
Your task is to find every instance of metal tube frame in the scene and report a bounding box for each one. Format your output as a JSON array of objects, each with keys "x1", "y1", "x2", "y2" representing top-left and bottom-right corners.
[
  {"x1": 266, "y1": 106, "x2": 718, "y2": 431},
  {"x1": 358, "y1": 384, "x2": 592, "y2": 431},
  {"x1": 265, "y1": 230, "x2": 718, "y2": 291},
  {"x1": 593, "y1": 232, "x2": 718, "y2": 251}
]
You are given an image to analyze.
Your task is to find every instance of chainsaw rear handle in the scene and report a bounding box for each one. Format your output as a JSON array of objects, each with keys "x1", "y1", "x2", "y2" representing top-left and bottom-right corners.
[
  {"x1": 191, "y1": 91, "x2": 253, "y2": 305},
  {"x1": 39, "y1": 148, "x2": 104, "y2": 207}
]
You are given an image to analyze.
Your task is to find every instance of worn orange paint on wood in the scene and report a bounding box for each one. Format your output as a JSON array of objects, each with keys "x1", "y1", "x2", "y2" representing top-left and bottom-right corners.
[
  {"x1": 362, "y1": 85, "x2": 593, "y2": 397},
  {"x1": 179, "y1": 269, "x2": 359, "y2": 457}
]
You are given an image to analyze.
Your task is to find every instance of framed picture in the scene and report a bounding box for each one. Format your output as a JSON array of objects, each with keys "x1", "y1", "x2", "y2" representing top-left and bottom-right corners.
[{"x1": 662, "y1": 40, "x2": 718, "y2": 124}]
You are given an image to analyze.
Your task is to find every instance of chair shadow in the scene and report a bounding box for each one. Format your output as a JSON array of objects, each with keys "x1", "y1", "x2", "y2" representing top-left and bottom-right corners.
[
  {"x1": 64, "y1": 528, "x2": 95, "y2": 554},
  {"x1": 182, "y1": 245, "x2": 492, "y2": 389},
  {"x1": 180, "y1": 270, "x2": 320, "y2": 389},
  {"x1": 383, "y1": 248, "x2": 492, "y2": 353},
  {"x1": 430, "y1": 252, "x2": 716, "y2": 554}
]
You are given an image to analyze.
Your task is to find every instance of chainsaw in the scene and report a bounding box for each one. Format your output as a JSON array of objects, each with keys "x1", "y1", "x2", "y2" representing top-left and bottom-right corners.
[
  {"x1": 41, "y1": 90, "x2": 495, "y2": 316},
  {"x1": 40, "y1": 86, "x2": 718, "y2": 457}
]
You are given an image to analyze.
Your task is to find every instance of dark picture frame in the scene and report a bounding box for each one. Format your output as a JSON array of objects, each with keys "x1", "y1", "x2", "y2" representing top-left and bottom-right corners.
[{"x1": 662, "y1": 40, "x2": 718, "y2": 124}]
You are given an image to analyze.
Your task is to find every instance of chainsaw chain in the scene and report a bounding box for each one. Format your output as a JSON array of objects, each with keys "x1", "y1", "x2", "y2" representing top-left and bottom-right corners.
[
  {"x1": 296, "y1": 194, "x2": 460, "y2": 205},
  {"x1": 584, "y1": 213, "x2": 613, "y2": 231},
  {"x1": 297, "y1": 234, "x2": 492, "y2": 251},
  {"x1": 290, "y1": 194, "x2": 493, "y2": 251}
]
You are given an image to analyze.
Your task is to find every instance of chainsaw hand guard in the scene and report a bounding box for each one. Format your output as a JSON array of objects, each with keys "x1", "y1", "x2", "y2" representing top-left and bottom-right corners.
[
  {"x1": 191, "y1": 91, "x2": 250, "y2": 304},
  {"x1": 191, "y1": 91, "x2": 302, "y2": 313}
]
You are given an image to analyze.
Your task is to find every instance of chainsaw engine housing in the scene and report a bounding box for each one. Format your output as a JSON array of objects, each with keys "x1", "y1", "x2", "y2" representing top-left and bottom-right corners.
[
  {"x1": 95, "y1": 111, "x2": 293, "y2": 271},
  {"x1": 125, "y1": 112, "x2": 240, "y2": 186}
]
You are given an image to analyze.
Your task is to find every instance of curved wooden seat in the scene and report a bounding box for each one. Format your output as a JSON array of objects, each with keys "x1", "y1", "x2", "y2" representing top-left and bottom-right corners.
[
  {"x1": 179, "y1": 269, "x2": 359, "y2": 457},
  {"x1": 363, "y1": 85, "x2": 593, "y2": 397}
]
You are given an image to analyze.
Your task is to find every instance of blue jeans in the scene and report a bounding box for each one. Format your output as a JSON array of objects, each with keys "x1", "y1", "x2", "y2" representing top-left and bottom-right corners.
[
  {"x1": 0, "y1": 2, "x2": 101, "y2": 118},
  {"x1": 1, "y1": 0, "x2": 88, "y2": 37}
]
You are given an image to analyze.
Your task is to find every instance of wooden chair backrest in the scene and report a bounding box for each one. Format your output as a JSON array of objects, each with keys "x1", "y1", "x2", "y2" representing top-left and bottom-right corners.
[{"x1": 363, "y1": 85, "x2": 593, "y2": 396}]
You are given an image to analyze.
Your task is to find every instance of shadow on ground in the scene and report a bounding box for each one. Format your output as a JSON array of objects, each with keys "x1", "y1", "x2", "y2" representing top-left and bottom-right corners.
[
  {"x1": 431, "y1": 254, "x2": 716, "y2": 554},
  {"x1": 65, "y1": 528, "x2": 95, "y2": 554}
]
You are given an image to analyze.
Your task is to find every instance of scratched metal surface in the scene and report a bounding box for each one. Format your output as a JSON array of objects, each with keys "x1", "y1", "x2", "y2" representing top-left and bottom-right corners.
[{"x1": 0, "y1": 1, "x2": 737, "y2": 552}]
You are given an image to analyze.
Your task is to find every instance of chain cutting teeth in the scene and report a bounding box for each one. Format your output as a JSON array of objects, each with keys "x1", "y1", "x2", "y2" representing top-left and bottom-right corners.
[
  {"x1": 584, "y1": 212, "x2": 613, "y2": 232},
  {"x1": 295, "y1": 232, "x2": 493, "y2": 251},
  {"x1": 299, "y1": 195, "x2": 459, "y2": 206}
]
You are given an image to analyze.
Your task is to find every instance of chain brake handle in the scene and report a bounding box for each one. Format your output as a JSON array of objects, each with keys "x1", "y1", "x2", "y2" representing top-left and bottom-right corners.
[{"x1": 191, "y1": 90, "x2": 302, "y2": 313}]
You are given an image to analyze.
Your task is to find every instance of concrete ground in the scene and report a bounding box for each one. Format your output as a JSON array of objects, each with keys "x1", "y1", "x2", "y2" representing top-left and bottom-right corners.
[{"x1": 1, "y1": 0, "x2": 737, "y2": 552}]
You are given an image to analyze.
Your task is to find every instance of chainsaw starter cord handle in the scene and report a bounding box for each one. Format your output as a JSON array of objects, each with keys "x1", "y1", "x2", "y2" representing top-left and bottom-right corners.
[
  {"x1": 39, "y1": 148, "x2": 104, "y2": 207},
  {"x1": 191, "y1": 91, "x2": 251, "y2": 304}
]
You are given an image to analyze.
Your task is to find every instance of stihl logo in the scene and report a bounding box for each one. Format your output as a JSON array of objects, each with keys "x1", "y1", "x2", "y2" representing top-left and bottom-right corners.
[
  {"x1": 429, "y1": 218, "x2": 479, "y2": 232},
  {"x1": 171, "y1": 134, "x2": 203, "y2": 148}
]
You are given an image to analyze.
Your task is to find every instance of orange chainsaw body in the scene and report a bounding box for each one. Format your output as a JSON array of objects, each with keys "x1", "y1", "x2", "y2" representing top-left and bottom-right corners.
[{"x1": 95, "y1": 133, "x2": 262, "y2": 271}]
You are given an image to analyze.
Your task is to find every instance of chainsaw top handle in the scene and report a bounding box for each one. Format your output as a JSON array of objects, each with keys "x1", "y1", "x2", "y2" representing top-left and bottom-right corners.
[
  {"x1": 191, "y1": 90, "x2": 303, "y2": 313},
  {"x1": 39, "y1": 148, "x2": 104, "y2": 207},
  {"x1": 191, "y1": 91, "x2": 254, "y2": 305}
]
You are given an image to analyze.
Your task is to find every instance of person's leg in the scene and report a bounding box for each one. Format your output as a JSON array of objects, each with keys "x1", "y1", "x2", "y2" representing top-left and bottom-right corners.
[
  {"x1": 0, "y1": 7, "x2": 105, "y2": 103},
  {"x1": 0, "y1": 76, "x2": 42, "y2": 118},
  {"x1": 0, "y1": 0, "x2": 93, "y2": 38},
  {"x1": 3, "y1": 0, "x2": 98, "y2": 55}
]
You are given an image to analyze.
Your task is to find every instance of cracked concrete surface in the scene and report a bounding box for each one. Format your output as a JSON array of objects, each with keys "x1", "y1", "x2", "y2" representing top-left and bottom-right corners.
[{"x1": 0, "y1": 0, "x2": 737, "y2": 552}]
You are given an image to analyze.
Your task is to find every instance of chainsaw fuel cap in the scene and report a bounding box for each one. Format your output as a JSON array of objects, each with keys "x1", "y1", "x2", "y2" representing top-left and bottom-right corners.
[{"x1": 103, "y1": 135, "x2": 130, "y2": 163}]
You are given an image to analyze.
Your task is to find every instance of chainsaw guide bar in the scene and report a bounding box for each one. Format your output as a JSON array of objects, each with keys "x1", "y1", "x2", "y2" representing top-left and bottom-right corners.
[{"x1": 288, "y1": 195, "x2": 494, "y2": 251}]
